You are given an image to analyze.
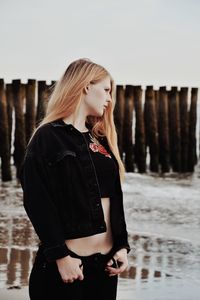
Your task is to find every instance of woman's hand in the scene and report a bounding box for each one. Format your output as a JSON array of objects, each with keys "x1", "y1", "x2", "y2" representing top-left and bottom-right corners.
[
  {"x1": 105, "y1": 248, "x2": 129, "y2": 276},
  {"x1": 56, "y1": 255, "x2": 84, "y2": 283}
]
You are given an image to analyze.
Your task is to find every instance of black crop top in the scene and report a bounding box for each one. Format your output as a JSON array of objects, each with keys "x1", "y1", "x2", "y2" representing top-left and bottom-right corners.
[{"x1": 82, "y1": 131, "x2": 118, "y2": 198}]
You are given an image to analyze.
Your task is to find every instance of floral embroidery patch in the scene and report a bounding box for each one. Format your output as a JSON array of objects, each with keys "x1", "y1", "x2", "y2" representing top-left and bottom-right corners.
[{"x1": 89, "y1": 142, "x2": 111, "y2": 158}]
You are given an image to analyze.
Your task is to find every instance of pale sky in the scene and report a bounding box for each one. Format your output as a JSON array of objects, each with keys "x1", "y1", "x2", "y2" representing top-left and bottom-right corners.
[{"x1": 1, "y1": 0, "x2": 200, "y2": 88}]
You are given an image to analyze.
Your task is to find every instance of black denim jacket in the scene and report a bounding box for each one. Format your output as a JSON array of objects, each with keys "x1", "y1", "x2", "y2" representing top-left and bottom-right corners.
[{"x1": 19, "y1": 118, "x2": 130, "y2": 261}]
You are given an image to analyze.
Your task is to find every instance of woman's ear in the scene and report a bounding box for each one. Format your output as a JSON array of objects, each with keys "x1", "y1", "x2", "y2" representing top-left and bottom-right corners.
[{"x1": 83, "y1": 84, "x2": 91, "y2": 95}]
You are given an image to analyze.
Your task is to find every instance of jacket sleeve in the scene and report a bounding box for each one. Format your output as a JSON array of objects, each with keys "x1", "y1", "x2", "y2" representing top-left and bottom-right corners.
[
  {"x1": 113, "y1": 200, "x2": 131, "y2": 255},
  {"x1": 110, "y1": 162, "x2": 131, "y2": 253},
  {"x1": 115, "y1": 186, "x2": 131, "y2": 254},
  {"x1": 19, "y1": 150, "x2": 71, "y2": 262},
  {"x1": 102, "y1": 136, "x2": 131, "y2": 254}
]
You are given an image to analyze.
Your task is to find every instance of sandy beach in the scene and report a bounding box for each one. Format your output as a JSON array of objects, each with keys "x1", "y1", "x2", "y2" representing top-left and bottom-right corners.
[
  {"x1": 1, "y1": 169, "x2": 200, "y2": 300},
  {"x1": 0, "y1": 287, "x2": 28, "y2": 300},
  {"x1": 0, "y1": 278, "x2": 135, "y2": 300},
  {"x1": 0, "y1": 280, "x2": 133, "y2": 300},
  {"x1": 1, "y1": 275, "x2": 199, "y2": 300}
]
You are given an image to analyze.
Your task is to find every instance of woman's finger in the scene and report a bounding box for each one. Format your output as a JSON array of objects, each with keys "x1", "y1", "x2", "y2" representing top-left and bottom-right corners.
[{"x1": 106, "y1": 261, "x2": 128, "y2": 275}]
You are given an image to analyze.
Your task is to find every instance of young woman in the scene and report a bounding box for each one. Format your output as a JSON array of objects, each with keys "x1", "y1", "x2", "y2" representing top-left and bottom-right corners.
[{"x1": 19, "y1": 58, "x2": 131, "y2": 300}]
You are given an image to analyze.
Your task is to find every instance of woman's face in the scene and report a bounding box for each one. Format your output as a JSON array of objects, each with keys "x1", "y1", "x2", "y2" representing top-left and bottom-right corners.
[{"x1": 84, "y1": 76, "x2": 112, "y2": 117}]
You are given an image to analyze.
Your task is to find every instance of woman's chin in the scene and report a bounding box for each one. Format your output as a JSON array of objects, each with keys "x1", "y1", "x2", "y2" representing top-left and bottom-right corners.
[{"x1": 88, "y1": 108, "x2": 105, "y2": 117}]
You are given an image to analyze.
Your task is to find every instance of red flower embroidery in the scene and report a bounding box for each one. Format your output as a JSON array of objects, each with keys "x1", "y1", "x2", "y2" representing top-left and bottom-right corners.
[
  {"x1": 89, "y1": 143, "x2": 98, "y2": 152},
  {"x1": 89, "y1": 142, "x2": 111, "y2": 158}
]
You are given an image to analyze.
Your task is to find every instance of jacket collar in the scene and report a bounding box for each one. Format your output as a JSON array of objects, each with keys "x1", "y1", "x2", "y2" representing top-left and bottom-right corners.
[
  {"x1": 50, "y1": 118, "x2": 73, "y2": 128},
  {"x1": 50, "y1": 118, "x2": 88, "y2": 134},
  {"x1": 50, "y1": 118, "x2": 107, "y2": 143},
  {"x1": 50, "y1": 118, "x2": 115, "y2": 163}
]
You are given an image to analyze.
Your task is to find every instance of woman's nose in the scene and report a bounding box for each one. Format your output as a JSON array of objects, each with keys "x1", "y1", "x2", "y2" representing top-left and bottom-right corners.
[{"x1": 107, "y1": 96, "x2": 112, "y2": 103}]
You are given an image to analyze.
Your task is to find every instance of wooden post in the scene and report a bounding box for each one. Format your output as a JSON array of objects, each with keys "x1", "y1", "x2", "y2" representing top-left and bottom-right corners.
[
  {"x1": 179, "y1": 87, "x2": 189, "y2": 172},
  {"x1": 154, "y1": 89, "x2": 159, "y2": 116},
  {"x1": 134, "y1": 85, "x2": 146, "y2": 173},
  {"x1": 114, "y1": 85, "x2": 125, "y2": 158},
  {"x1": 123, "y1": 85, "x2": 134, "y2": 172},
  {"x1": 6, "y1": 84, "x2": 14, "y2": 153},
  {"x1": 0, "y1": 79, "x2": 12, "y2": 181},
  {"x1": 158, "y1": 87, "x2": 170, "y2": 172},
  {"x1": 168, "y1": 87, "x2": 181, "y2": 172},
  {"x1": 25, "y1": 79, "x2": 36, "y2": 144},
  {"x1": 36, "y1": 81, "x2": 48, "y2": 126},
  {"x1": 144, "y1": 86, "x2": 159, "y2": 172},
  {"x1": 188, "y1": 88, "x2": 198, "y2": 171},
  {"x1": 46, "y1": 80, "x2": 56, "y2": 99},
  {"x1": 12, "y1": 79, "x2": 26, "y2": 180}
]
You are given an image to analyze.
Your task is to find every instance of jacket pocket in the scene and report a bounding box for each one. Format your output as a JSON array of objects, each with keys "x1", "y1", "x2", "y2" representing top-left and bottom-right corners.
[{"x1": 46, "y1": 150, "x2": 77, "y2": 167}]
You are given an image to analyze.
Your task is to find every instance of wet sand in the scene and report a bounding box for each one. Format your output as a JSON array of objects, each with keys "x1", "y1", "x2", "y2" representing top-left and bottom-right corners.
[
  {"x1": 0, "y1": 288, "x2": 28, "y2": 300},
  {"x1": 1, "y1": 276, "x2": 199, "y2": 300},
  {"x1": 0, "y1": 281, "x2": 134, "y2": 300},
  {"x1": 0, "y1": 166, "x2": 200, "y2": 300},
  {"x1": 0, "y1": 280, "x2": 132, "y2": 300}
]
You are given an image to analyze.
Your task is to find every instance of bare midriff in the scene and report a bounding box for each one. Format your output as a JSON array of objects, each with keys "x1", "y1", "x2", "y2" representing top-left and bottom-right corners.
[{"x1": 65, "y1": 197, "x2": 114, "y2": 256}]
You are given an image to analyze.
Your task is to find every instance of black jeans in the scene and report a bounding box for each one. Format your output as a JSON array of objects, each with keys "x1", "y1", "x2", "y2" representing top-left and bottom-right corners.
[{"x1": 29, "y1": 244, "x2": 118, "y2": 300}]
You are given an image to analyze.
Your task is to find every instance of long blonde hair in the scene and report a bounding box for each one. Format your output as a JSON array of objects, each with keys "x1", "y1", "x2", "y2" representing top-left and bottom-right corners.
[{"x1": 29, "y1": 58, "x2": 125, "y2": 183}]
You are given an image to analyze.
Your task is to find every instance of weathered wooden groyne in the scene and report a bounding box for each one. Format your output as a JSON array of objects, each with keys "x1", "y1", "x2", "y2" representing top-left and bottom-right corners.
[{"x1": 0, "y1": 79, "x2": 199, "y2": 182}]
